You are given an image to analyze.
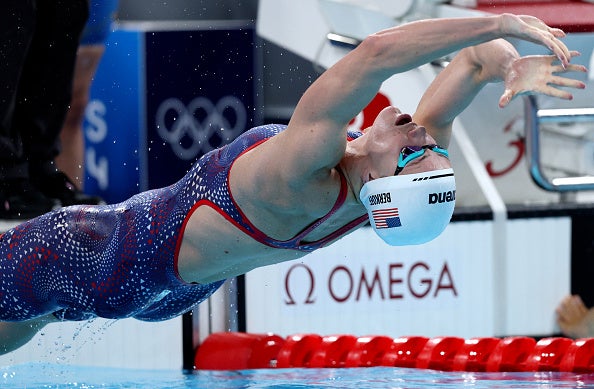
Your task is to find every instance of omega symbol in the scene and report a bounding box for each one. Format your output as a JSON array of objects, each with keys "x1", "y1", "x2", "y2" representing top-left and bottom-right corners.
[{"x1": 284, "y1": 263, "x2": 316, "y2": 305}]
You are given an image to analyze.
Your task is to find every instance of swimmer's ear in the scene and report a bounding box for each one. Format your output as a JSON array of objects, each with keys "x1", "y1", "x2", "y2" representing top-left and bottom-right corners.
[
  {"x1": 359, "y1": 166, "x2": 374, "y2": 186},
  {"x1": 365, "y1": 169, "x2": 379, "y2": 184}
]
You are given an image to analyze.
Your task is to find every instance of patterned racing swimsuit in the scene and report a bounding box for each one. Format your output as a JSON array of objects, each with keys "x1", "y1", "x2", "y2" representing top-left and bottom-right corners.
[{"x1": 0, "y1": 125, "x2": 367, "y2": 322}]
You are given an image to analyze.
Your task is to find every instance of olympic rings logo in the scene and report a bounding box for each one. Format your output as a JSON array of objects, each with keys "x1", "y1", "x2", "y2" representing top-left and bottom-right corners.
[{"x1": 155, "y1": 96, "x2": 247, "y2": 160}]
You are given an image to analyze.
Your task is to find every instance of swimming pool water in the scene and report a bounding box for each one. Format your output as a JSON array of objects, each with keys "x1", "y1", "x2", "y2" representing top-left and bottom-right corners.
[{"x1": 3, "y1": 363, "x2": 594, "y2": 389}]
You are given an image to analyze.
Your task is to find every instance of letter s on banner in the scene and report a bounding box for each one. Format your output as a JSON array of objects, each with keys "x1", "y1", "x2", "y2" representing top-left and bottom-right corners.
[{"x1": 84, "y1": 100, "x2": 109, "y2": 190}]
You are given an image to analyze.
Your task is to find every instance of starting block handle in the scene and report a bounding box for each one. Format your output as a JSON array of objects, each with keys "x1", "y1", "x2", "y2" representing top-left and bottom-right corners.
[{"x1": 524, "y1": 95, "x2": 594, "y2": 192}]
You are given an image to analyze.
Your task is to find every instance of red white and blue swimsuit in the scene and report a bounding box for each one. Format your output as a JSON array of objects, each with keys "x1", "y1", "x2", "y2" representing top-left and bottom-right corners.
[{"x1": 0, "y1": 124, "x2": 367, "y2": 322}]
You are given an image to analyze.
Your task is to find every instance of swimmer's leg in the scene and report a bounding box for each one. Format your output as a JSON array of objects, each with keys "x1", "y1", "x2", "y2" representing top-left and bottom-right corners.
[{"x1": 0, "y1": 314, "x2": 57, "y2": 355}]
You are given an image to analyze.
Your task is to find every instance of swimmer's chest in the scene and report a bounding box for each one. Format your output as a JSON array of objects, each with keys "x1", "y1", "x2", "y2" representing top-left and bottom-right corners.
[{"x1": 176, "y1": 201, "x2": 360, "y2": 283}]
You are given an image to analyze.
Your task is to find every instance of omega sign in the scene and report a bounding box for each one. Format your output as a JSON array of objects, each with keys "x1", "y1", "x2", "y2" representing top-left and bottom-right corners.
[{"x1": 283, "y1": 260, "x2": 457, "y2": 306}]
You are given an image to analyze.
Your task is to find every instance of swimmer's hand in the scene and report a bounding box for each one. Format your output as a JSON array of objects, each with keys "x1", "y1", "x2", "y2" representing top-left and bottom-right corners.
[
  {"x1": 499, "y1": 13, "x2": 571, "y2": 68},
  {"x1": 498, "y1": 51, "x2": 587, "y2": 108}
]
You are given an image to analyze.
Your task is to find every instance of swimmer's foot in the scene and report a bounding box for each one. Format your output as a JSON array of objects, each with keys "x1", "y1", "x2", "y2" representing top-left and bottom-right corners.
[
  {"x1": 32, "y1": 171, "x2": 105, "y2": 207},
  {"x1": 0, "y1": 178, "x2": 59, "y2": 220}
]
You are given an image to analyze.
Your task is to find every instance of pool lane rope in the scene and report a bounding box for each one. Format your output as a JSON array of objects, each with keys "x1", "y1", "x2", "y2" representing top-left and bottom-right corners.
[{"x1": 194, "y1": 332, "x2": 594, "y2": 373}]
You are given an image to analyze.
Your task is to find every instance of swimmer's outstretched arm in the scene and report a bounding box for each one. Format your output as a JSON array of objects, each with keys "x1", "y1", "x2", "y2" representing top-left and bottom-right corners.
[
  {"x1": 279, "y1": 14, "x2": 572, "y2": 176},
  {"x1": 414, "y1": 39, "x2": 587, "y2": 147}
]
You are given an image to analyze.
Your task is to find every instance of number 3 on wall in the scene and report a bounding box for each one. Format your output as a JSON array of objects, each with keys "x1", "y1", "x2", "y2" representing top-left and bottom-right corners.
[{"x1": 485, "y1": 116, "x2": 525, "y2": 178}]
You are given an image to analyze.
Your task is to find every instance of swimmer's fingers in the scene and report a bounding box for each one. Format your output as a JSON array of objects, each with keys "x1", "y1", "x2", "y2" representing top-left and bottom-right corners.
[
  {"x1": 549, "y1": 37, "x2": 571, "y2": 68},
  {"x1": 528, "y1": 28, "x2": 571, "y2": 68},
  {"x1": 541, "y1": 53, "x2": 587, "y2": 97},
  {"x1": 551, "y1": 63, "x2": 589, "y2": 74},
  {"x1": 499, "y1": 53, "x2": 587, "y2": 108},
  {"x1": 518, "y1": 14, "x2": 567, "y2": 39},
  {"x1": 497, "y1": 87, "x2": 542, "y2": 108},
  {"x1": 549, "y1": 27, "x2": 567, "y2": 39},
  {"x1": 499, "y1": 78, "x2": 583, "y2": 108},
  {"x1": 550, "y1": 51, "x2": 588, "y2": 75},
  {"x1": 498, "y1": 89, "x2": 515, "y2": 108},
  {"x1": 538, "y1": 83, "x2": 579, "y2": 101},
  {"x1": 550, "y1": 72, "x2": 588, "y2": 91},
  {"x1": 500, "y1": 14, "x2": 571, "y2": 67},
  {"x1": 516, "y1": 14, "x2": 565, "y2": 35}
]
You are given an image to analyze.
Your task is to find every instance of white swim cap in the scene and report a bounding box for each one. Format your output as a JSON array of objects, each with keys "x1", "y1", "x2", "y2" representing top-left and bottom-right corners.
[{"x1": 359, "y1": 168, "x2": 456, "y2": 246}]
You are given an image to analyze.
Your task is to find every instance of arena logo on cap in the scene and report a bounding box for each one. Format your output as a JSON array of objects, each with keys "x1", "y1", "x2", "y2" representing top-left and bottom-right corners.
[{"x1": 428, "y1": 190, "x2": 456, "y2": 204}]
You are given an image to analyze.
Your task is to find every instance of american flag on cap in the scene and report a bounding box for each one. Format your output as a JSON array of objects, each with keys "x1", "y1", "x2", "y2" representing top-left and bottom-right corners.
[{"x1": 372, "y1": 208, "x2": 402, "y2": 229}]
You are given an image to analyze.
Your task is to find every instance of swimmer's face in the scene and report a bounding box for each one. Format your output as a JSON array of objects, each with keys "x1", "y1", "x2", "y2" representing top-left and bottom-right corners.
[{"x1": 368, "y1": 106, "x2": 451, "y2": 177}]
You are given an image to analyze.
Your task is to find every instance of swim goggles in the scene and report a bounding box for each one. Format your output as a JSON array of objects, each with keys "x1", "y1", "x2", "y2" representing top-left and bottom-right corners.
[{"x1": 394, "y1": 144, "x2": 449, "y2": 176}]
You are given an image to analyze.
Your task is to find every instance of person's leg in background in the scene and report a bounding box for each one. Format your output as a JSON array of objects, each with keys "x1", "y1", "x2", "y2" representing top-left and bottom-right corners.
[
  {"x1": 55, "y1": 45, "x2": 104, "y2": 189},
  {"x1": 56, "y1": 0, "x2": 119, "y2": 191},
  {"x1": 15, "y1": 0, "x2": 102, "y2": 208},
  {"x1": 0, "y1": 0, "x2": 60, "y2": 219}
]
